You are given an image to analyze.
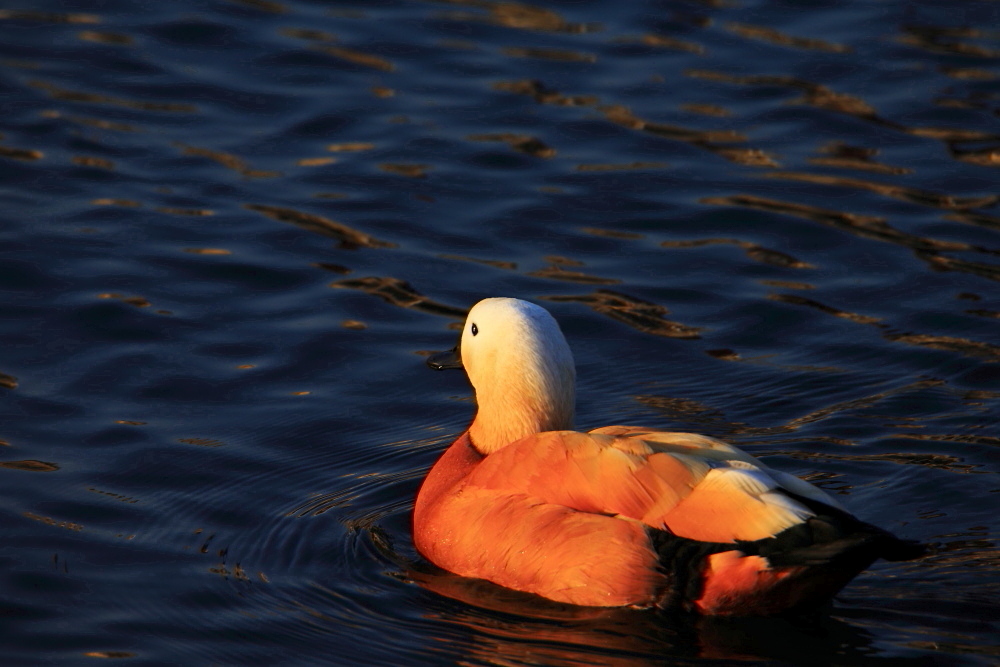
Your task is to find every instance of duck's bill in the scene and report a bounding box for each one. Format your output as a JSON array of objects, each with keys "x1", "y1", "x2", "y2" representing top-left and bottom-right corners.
[{"x1": 426, "y1": 346, "x2": 463, "y2": 371}]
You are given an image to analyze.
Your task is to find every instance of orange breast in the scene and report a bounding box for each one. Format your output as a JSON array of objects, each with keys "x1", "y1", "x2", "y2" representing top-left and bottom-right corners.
[{"x1": 413, "y1": 432, "x2": 665, "y2": 607}]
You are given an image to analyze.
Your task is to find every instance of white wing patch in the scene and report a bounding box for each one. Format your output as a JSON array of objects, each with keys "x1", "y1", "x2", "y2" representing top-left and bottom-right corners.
[
  {"x1": 692, "y1": 463, "x2": 816, "y2": 539},
  {"x1": 758, "y1": 490, "x2": 814, "y2": 523},
  {"x1": 765, "y1": 468, "x2": 847, "y2": 513},
  {"x1": 702, "y1": 465, "x2": 776, "y2": 498}
]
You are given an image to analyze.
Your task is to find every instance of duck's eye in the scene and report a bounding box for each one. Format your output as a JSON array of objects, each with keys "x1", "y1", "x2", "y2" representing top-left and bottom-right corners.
[{"x1": 471, "y1": 323, "x2": 478, "y2": 336}]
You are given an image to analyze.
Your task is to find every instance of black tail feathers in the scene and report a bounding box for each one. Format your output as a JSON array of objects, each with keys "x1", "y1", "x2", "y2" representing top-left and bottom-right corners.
[
  {"x1": 756, "y1": 493, "x2": 927, "y2": 569},
  {"x1": 877, "y1": 533, "x2": 927, "y2": 562}
]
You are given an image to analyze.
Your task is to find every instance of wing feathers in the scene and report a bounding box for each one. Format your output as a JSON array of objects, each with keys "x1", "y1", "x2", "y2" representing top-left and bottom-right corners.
[
  {"x1": 464, "y1": 428, "x2": 830, "y2": 543},
  {"x1": 765, "y1": 468, "x2": 847, "y2": 512},
  {"x1": 590, "y1": 426, "x2": 756, "y2": 462}
]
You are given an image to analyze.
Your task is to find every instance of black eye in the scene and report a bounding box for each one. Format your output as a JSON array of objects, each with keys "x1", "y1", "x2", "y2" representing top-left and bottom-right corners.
[{"x1": 471, "y1": 323, "x2": 478, "y2": 336}]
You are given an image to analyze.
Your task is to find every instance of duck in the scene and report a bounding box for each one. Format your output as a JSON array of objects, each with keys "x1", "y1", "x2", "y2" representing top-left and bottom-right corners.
[{"x1": 413, "y1": 297, "x2": 923, "y2": 615}]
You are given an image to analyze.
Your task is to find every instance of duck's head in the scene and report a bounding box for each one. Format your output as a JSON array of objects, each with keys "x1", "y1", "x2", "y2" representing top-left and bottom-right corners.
[{"x1": 428, "y1": 297, "x2": 576, "y2": 455}]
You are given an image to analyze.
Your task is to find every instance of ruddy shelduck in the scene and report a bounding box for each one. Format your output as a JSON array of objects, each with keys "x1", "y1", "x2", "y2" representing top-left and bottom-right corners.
[{"x1": 414, "y1": 297, "x2": 922, "y2": 615}]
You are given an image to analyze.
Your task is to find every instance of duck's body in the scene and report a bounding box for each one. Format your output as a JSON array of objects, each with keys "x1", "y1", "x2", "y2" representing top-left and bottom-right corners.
[{"x1": 414, "y1": 298, "x2": 921, "y2": 615}]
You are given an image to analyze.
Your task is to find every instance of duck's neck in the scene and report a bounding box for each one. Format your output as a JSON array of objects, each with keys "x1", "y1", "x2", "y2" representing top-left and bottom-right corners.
[{"x1": 467, "y1": 371, "x2": 575, "y2": 456}]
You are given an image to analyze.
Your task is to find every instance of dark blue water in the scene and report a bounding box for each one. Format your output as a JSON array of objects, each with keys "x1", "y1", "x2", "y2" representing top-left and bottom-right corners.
[{"x1": 1, "y1": 0, "x2": 998, "y2": 664}]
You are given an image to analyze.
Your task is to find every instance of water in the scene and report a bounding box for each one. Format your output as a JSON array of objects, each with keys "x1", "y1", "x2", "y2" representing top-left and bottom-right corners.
[{"x1": 1, "y1": 0, "x2": 998, "y2": 664}]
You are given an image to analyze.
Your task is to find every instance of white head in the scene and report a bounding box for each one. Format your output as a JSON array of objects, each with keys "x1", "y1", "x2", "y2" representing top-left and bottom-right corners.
[{"x1": 436, "y1": 298, "x2": 576, "y2": 455}]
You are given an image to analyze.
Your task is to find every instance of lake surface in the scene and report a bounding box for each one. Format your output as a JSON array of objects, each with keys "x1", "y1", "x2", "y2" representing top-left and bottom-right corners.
[{"x1": 1, "y1": 0, "x2": 998, "y2": 664}]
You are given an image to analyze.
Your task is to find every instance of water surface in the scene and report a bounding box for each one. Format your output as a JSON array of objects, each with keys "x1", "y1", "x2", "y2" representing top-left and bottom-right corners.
[{"x1": 1, "y1": 0, "x2": 999, "y2": 664}]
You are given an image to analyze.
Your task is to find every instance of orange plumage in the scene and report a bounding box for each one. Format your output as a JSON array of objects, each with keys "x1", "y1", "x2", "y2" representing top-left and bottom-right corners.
[{"x1": 414, "y1": 298, "x2": 922, "y2": 614}]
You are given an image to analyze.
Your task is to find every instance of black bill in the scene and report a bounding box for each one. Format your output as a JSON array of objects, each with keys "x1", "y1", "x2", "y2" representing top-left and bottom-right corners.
[{"x1": 426, "y1": 345, "x2": 463, "y2": 371}]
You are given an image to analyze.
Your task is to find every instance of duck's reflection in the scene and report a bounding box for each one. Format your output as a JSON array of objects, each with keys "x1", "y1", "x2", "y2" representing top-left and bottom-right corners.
[{"x1": 409, "y1": 564, "x2": 880, "y2": 665}]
